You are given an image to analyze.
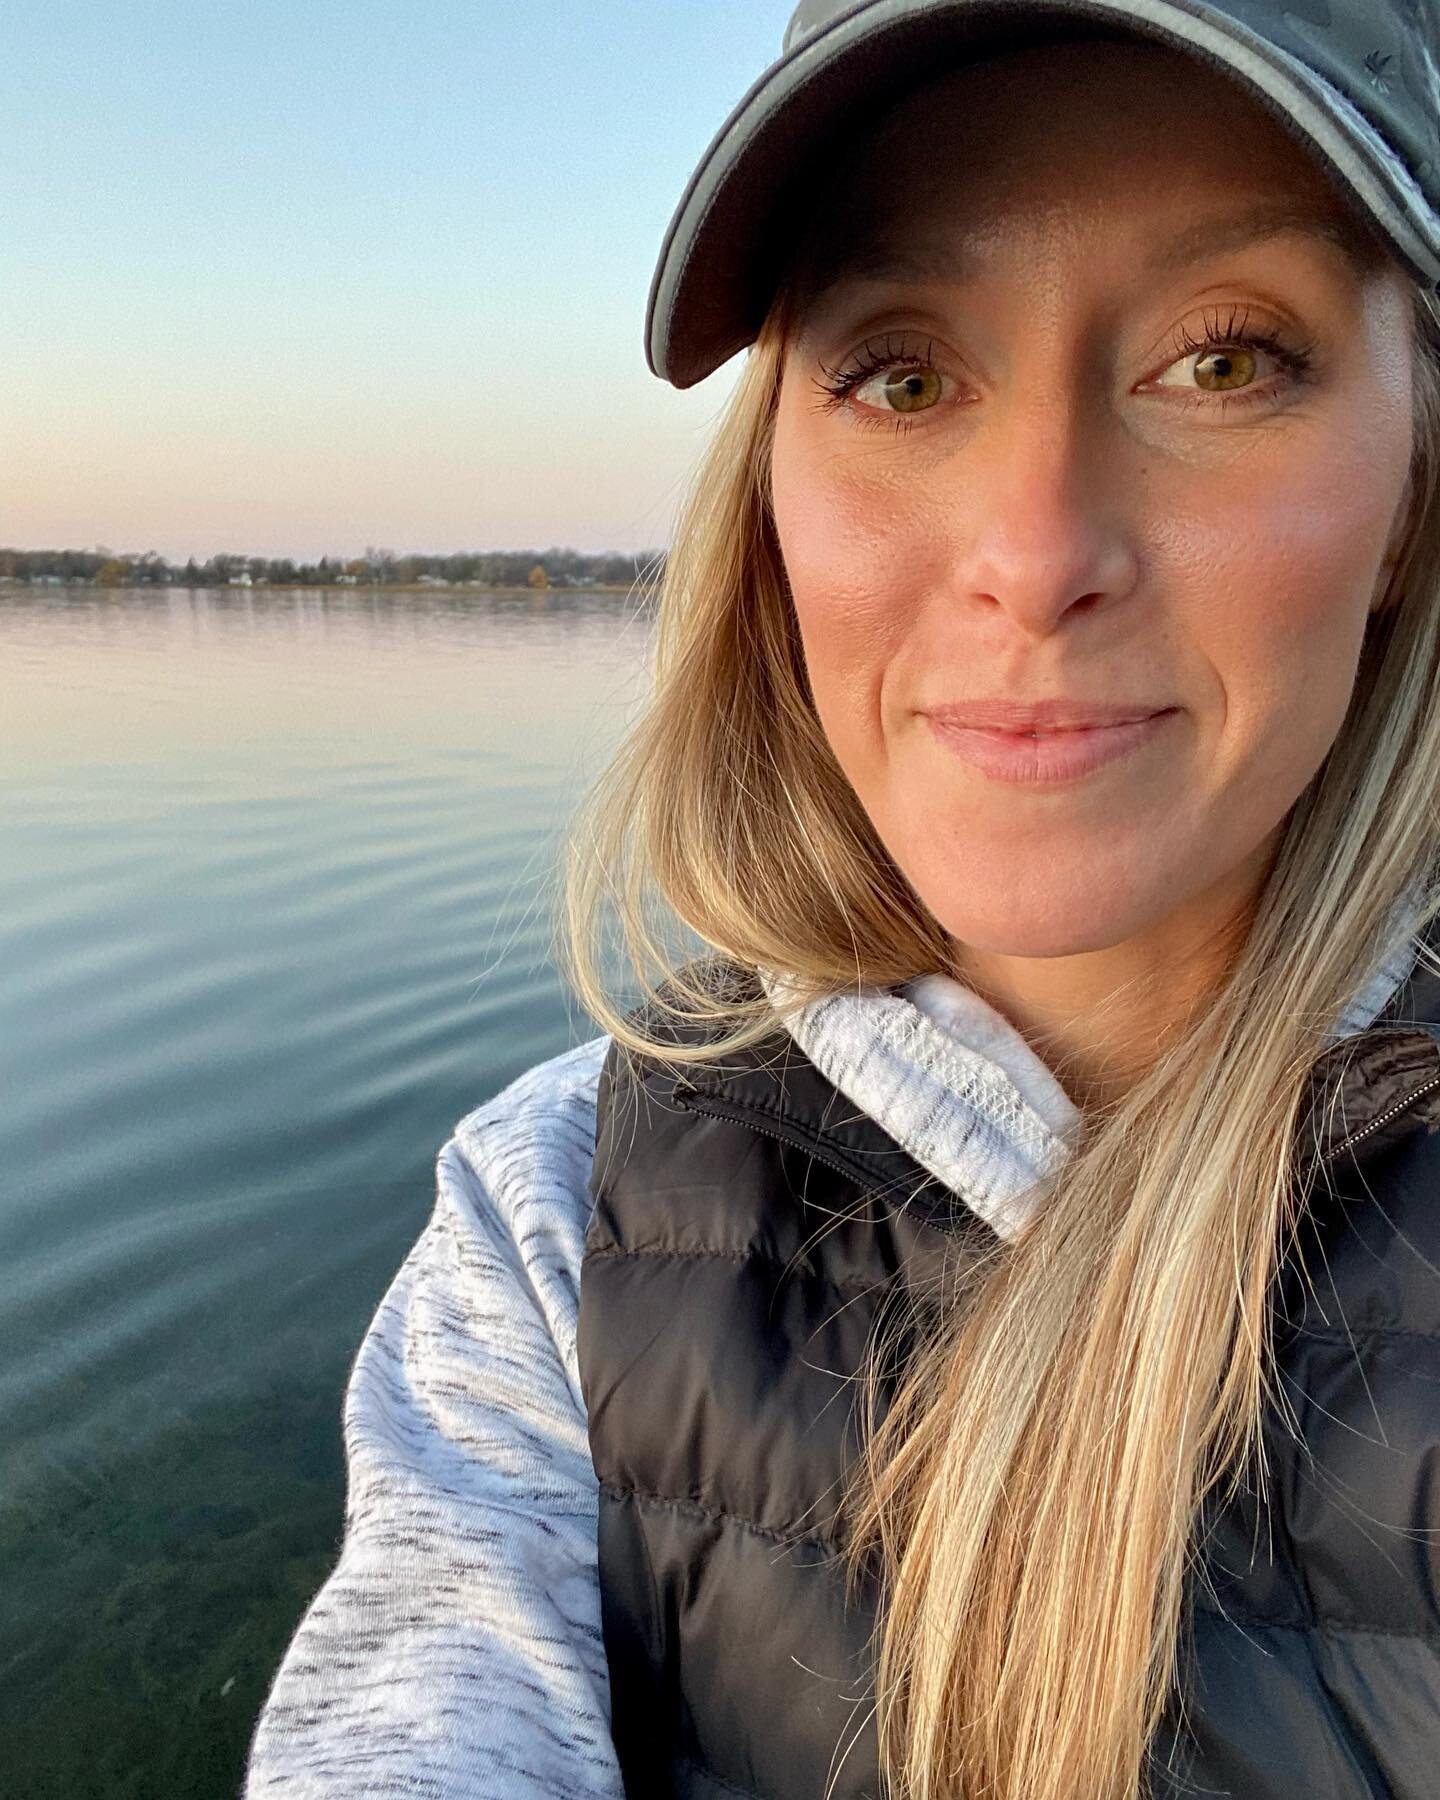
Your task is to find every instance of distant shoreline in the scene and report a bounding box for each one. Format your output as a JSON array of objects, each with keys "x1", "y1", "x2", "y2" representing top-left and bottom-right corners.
[
  {"x1": 0, "y1": 547, "x2": 664, "y2": 593},
  {"x1": 0, "y1": 580, "x2": 645, "y2": 596}
]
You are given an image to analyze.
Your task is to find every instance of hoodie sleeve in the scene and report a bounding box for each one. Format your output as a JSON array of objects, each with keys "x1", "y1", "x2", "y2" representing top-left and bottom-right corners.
[{"x1": 242, "y1": 1034, "x2": 623, "y2": 1800}]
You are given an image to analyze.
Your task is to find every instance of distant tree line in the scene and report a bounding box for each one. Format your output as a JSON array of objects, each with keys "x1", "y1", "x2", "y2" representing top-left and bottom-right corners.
[{"x1": 0, "y1": 544, "x2": 665, "y2": 590}]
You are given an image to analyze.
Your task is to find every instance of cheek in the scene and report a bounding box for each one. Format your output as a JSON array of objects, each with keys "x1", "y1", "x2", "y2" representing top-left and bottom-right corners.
[
  {"x1": 1180, "y1": 318, "x2": 1415, "y2": 761},
  {"x1": 1179, "y1": 448, "x2": 1396, "y2": 768},
  {"x1": 769, "y1": 409, "x2": 939, "y2": 765}
]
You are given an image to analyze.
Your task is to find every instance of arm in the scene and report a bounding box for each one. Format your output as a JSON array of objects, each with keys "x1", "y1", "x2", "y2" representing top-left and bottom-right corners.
[{"x1": 243, "y1": 1036, "x2": 623, "y2": 1800}]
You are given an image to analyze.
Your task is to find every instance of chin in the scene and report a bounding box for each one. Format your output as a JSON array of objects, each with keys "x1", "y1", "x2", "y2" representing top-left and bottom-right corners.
[
  {"x1": 938, "y1": 914, "x2": 1142, "y2": 962},
  {"x1": 907, "y1": 863, "x2": 1170, "y2": 962},
  {"x1": 878, "y1": 783, "x2": 1208, "y2": 962}
]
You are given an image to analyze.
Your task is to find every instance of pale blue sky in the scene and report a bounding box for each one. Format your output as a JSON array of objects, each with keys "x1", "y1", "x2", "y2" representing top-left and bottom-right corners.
[{"x1": 1, "y1": 1, "x2": 790, "y2": 558}]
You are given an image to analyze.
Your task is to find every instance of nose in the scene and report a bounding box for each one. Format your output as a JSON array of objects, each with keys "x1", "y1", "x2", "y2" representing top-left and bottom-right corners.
[{"x1": 955, "y1": 394, "x2": 1141, "y2": 638}]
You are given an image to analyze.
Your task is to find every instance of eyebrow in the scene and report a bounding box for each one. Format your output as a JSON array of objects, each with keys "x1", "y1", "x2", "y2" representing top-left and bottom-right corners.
[
  {"x1": 807, "y1": 199, "x2": 1377, "y2": 298},
  {"x1": 1143, "y1": 199, "x2": 1375, "y2": 279}
]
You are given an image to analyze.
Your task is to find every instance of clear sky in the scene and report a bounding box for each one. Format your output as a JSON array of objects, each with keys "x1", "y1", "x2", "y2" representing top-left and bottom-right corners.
[{"x1": 2, "y1": 0, "x2": 791, "y2": 559}]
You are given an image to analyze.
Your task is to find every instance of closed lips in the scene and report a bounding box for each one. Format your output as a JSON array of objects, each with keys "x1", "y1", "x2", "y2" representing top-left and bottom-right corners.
[{"x1": 924, "y1": 701, "x2": 1172, "y2": 732}]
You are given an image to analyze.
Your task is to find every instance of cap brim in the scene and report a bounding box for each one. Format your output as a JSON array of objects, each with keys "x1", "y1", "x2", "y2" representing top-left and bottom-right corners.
[{"x1": 647, "y1": 0, "x2": 1440, "y2": 388}]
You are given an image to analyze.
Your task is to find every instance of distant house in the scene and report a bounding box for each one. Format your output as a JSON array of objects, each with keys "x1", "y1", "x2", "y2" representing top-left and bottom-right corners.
[
  {"x1": 228, "y1": 572, "x2": 253, "y2": 587},
  {"x1": 336, "y1": 573, "x2": 359, "y2": 585},
  {"x1": 32, "y1": 575, "x2": 65, "y2": 586},
  {"x1": 416, "y1": 574, "x2": 449, "y2": 587}
]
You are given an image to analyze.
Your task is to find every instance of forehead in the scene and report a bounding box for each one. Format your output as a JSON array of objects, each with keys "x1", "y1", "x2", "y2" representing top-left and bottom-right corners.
[
  {"x1": 781, "y1": 39, "x2": 1390, "y2": 311},
  {"x1": 797, "y1": 200, "x2": 1380, "y2": 302}
]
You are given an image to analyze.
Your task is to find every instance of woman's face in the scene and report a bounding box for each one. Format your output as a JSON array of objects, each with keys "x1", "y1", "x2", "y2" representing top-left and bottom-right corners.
[{"x1": 769, "y1": 38, "x2": 1417, "y2": 963}]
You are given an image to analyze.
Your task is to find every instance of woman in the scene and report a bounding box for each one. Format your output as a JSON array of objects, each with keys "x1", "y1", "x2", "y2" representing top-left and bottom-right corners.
[{"x1": 246, "y1": 3, "x2": 1440, "y2": 1797}]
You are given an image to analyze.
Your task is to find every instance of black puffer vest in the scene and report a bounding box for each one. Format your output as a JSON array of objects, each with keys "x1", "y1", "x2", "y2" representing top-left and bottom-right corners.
[{"x1": 578, "y1": 947, "x2": 1440, "y2": 1799}]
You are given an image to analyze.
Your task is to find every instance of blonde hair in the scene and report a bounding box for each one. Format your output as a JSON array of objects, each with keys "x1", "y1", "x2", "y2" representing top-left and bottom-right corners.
[{"x1": 559, "y1": 264, "x2": 1440, "y2": 1796}]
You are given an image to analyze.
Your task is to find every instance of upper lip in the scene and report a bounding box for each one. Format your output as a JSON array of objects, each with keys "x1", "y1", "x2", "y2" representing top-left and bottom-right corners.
[{"x1": 924, "y1": 698, "x2": 1170, "y2": 732}]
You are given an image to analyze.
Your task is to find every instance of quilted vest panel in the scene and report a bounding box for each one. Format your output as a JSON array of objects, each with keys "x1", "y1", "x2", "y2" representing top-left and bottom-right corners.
[{"x1": 578, "y1": 973, "x2": 1440, "y2": 1799}]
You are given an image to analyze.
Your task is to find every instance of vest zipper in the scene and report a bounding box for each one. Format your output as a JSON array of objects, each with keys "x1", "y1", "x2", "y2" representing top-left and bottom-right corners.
[
  {"x1": 680, "y1": 1060, "x2": 1440, "y2": 1179},
  {"x1": 1318, "y1": 1070, "x2": 1440, "y2": 1168},
  {"x1": 672, "y1": 1087, "x2": 877, "y2": 1193}
]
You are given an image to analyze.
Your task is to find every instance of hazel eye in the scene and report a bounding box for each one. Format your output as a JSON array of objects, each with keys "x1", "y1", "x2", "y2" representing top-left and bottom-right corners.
[
  {"x1": 1146, "y1": 311, "x2": 1316, "y2": 408},
  {"x1": 855, "y1": 365, "x2": 945, "y2": 414},
  {"x1": 1154, "y1": 343, "x2": 1266, "y2": 394}
]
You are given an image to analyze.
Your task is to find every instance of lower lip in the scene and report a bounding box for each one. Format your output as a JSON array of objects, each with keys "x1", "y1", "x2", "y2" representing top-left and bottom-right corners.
[{"x1": 925, "y1": 710, "x2": 1176, "y2": 784}]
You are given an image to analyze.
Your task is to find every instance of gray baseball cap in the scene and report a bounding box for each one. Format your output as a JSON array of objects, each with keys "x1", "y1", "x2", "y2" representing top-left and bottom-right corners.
[{"x1": 646, "y1": 0, "x2": 1440, "y2": 388}]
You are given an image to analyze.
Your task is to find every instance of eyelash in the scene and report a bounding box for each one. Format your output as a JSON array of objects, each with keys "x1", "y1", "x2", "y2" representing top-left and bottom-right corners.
[{"x1": 809, "y1": 305, "x2": 1318, "y2": 433}]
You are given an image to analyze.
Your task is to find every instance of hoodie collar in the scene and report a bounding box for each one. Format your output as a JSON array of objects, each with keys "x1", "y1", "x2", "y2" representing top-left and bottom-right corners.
[{"x1": 750, "y1": 889, "x2": 1440, "y2": 1242}]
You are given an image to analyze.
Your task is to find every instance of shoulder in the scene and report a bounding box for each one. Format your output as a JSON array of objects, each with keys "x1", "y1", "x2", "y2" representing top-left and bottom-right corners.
[
  {"x1": 451, "y1": 1033, "x2": 610, "y2": 1193},
  {"x1": 440, "y1": 1035, "x2": 611, "y2": 1333},
  {"x1": 1303, "y1": 1116, "x2": 1440, "y2": 1335},
  {"x1": 439, "y1": 959, "x2": 768, "y2": 1247},
  {"x1": 586, "y1": 958, "x2": 783, "y2": 1172}
]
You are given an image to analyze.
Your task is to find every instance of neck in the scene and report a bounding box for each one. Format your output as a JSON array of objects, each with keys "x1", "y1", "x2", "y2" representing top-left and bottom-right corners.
[{"x1": 947, "y1": 843, "x2": 1276, "y2": 1115}]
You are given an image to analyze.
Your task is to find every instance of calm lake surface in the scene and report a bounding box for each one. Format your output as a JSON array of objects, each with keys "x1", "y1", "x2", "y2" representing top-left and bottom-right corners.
[{"x1": 0, "y1": 585, "x2": 654, "y2": 1799}]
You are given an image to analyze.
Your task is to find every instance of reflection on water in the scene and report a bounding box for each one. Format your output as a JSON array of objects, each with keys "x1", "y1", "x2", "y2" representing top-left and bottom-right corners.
[{"x1": 0, "y1": 585, "x2": 653, "y2": 1798}]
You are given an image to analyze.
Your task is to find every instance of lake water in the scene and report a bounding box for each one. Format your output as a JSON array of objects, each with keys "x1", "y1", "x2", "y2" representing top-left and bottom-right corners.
[{"x1": 0, "y1": 586, "x2": 654, "y2": 1799}]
